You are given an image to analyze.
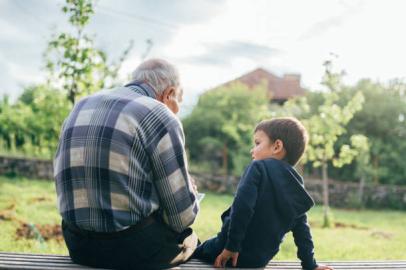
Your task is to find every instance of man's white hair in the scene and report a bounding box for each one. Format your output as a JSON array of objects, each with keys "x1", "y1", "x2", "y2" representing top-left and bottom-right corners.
[{"x1": 131, "y1": 59, "x2": 180, "y2": 95}]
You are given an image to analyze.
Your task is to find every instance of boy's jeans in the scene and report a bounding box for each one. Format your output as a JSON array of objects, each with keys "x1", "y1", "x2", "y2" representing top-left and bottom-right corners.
[{"x1": 194, "y1": 236, "x2": 273, "y2": 268}]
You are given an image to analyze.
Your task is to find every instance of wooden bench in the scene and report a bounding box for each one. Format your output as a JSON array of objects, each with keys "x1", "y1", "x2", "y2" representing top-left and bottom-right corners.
[{"x1": 0, "y1": 252, "x2": 405, "y2": 270}]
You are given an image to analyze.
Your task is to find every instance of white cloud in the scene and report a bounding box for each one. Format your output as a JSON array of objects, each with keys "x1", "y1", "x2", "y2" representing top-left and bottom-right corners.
[
  {"x1": 7, "y1": 62, "x2": 44, "y2": 85},
  {"x1": 160, "y1": 0, "x2": 372, "y2": 95},
  {"x1": 1, "y1": 0, "x2": 406, "y2": 108},
  {"x1": 0, "y1": 18, "x2": 37, "y2": 42}
]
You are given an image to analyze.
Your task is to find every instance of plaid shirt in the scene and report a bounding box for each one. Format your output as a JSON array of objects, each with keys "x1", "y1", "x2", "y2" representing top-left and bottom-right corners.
[{"x1": 54, "y1": 81, "x2": 199, "y2": 233}]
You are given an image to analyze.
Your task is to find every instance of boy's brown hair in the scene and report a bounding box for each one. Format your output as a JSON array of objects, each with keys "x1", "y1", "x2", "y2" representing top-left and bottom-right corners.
[{"x1": 254, "y1": 117, "x2": 308, "y2": 166}]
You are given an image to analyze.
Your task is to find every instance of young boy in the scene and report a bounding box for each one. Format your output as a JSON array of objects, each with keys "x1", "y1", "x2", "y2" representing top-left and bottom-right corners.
[{"x1": 194, "y1": 118, "x2": 333, "y2": 270}]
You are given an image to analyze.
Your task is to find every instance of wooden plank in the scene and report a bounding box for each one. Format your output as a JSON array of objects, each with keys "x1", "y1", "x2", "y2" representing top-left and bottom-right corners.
[
  {"x1": 0, "y1": 260, "x2": 93, "y2": 269},
  {"x1": 0, "y1": 253, "x2": 70, "y2": 259},
  {"x1": 0, "y1": 252, "x2": 405, "y2": 270},
  {"x1": 0, "y1": 252, "x2": 107, "y2": 270},
  {"x1": 0, "y1": 265, "x2": 94, "y2": 270},
  {"x1": 0, "y1": 257, "x2": 72, "y2": 264},
  {"x1": 175, "y1": 259, "x2": 406, "y2": 270}
]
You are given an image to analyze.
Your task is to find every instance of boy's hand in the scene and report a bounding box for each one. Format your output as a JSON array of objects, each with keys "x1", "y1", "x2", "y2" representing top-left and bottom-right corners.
[
  {"x1": 214, "y1": 249, "x2": 239, "y2": 268},
  {"x1": 314, "y1": 265, "x2": 334, "y2": 270}
]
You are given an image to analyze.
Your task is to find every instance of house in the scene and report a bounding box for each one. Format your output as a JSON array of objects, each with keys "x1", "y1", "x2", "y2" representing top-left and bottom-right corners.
[{"x1": 221, "y1": 68, "x2": 306, "y2": 105}]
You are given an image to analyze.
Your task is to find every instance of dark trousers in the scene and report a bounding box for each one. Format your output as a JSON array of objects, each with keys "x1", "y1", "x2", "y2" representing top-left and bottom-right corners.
[
  {"x1": 194, "y1": 236, "x2": 224, "y2": 263},
  {"x1": 62, "y1": 218, "x2": 198, "y2": 270},
  {"x1": 194, "y1": 236, "x2": 270, "y2": 268}
]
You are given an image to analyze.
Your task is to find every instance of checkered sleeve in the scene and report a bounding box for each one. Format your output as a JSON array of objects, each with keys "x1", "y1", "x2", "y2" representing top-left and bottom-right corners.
[{"x1": 150, "y1": 111, "x2": 200, "y2": 233}]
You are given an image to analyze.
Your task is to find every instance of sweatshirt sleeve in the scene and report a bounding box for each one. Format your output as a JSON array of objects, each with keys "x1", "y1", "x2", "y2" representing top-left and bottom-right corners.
[
  {"x1": 291, "y1": 214, "x2": 318, "y2": 270},
  {"x1": 225, "y1": 162, "x2": 262, "y2": 252}
]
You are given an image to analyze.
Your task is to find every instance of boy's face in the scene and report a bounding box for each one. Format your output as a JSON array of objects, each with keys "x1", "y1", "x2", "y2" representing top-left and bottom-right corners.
[{"x1": 250, "y1": 130, "x2": 278, "y2": 161}]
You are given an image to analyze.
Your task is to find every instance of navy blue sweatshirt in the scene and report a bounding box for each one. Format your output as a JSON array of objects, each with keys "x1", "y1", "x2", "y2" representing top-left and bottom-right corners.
[{"x1": 215, "y1": 159, "x2": 318, "y2": 269}]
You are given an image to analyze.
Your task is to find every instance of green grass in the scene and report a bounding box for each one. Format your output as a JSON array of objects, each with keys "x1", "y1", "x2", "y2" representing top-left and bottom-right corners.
[
  {"x1": 192, "y1": 192, "x2": 233, "y2": 240},
  {"x1": 275, "y1": 206, "x2": 406, "y2": 261},
  {"x1": 0, "y1": 177, "x2": 67, "y2": 254},
  {"x1": 1, "y1": 176, "x2": 406, "y2": 260}
]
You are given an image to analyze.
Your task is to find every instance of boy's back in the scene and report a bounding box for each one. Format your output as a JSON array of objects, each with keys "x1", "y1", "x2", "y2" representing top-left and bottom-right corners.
[{"x1": 195, "y1": 158, "x2": 317, "y2": 268}]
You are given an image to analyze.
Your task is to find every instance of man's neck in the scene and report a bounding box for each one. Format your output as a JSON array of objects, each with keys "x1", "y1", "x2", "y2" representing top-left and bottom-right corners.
[{"x1": 124, "y1": 81, "x2": 157, "y2": 100}]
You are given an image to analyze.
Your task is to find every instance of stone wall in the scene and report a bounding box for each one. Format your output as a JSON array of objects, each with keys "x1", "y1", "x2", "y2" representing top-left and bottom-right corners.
[
  {"x1": 304, "y1": 179, "x2": 406, "y2": 209},
  {"x1": 1, "y1": 155, "x2": 405, "y2": 209},
  {"x1": 189, "y1": 171, "x2": 406, "y2": 209},
  {"x1": 0, "y1": 155, "x2": 54, "y2": 180}
]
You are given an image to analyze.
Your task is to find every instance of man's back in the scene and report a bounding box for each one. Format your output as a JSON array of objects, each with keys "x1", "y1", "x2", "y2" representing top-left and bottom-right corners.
[
  {"x1": 54, "y1": 82, "x2": 198, "y2": 233},
  {"x1": 56, "y1": 59, "x2": 200, "y2": 270}
]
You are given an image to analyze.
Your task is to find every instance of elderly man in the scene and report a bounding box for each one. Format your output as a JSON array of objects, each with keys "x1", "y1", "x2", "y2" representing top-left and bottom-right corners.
[{"x1": 54, "y1": 59, "x2": 200, "y2": 269}]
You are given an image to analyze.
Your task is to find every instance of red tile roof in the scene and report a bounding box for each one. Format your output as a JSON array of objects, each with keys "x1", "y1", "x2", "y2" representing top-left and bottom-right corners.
[{"x1": 222, "y1": 68, "x2": 306, "y2": 101}]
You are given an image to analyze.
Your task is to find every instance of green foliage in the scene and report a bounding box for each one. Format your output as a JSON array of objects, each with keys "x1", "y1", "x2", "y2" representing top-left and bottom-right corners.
[
  {"x1": 350, "y1": 135, "x2": 370, "y2": 168},
  {"x1": 45, "y1": 0, "x2": 133, "y2": 104},
  {"x1": 182, "y1": 82, "x2": 271, "y2": 174},
  {"x1": 330, "y1": 79, "x2": 406, "y2": 185},
  {"x1": 289, "y1": 67, "x2": 405, "y2": 187},
  {"x1": 347, "y1": 135, "x2": 372, "y2": 184},
  {"x1": 301, "y1": 90, "x2": 364, "y2": 168},
  {"x1": 0, "y1": 0, "x2": 133, "y2": 158},
  {"x1": 62, "y1": 0, "x2": 94, "y2": 28},
  {"x1": 0, "y1": 86, "x2": 71, "y2": 159},
  {"x1": 281, "y1": 62, "x2": 366, "y2": 171}
]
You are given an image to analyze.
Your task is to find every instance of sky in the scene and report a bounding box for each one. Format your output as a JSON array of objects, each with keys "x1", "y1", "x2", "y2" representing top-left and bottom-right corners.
[{"x1": 1, "y1": 0, "x2": 406, "y2": 116}]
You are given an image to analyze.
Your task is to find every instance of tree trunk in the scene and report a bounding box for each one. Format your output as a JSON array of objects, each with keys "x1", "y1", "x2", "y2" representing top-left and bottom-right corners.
[
  {"x1": 358, "y1": 169, "x2": 366, "y2": 203},
  {"x1": 69, "y1": 83, "x2": 77, "y2": 105},
  {"x1": 374, "y1": 154, "x2": 378, "y2": 186},
  {"x1": 322, "y1": 159, "x2": 330, "y2": 227},
  {"x1": 222, "y1": 141, "x2": 227, "y2": 174}
]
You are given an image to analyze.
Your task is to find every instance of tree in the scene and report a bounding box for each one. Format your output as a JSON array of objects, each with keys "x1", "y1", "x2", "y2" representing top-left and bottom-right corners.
[
  {"x1": 282, "y1": 61, "x2": 365, "y2": 226},
  {"x1": 0, "y1": 85, "x2": 72, "y2": 159},
  {"x1": 305, "y1": 92, "x2": 364, "y2": 226},
  {"x1": 348, "y1": 135, "x2": 370, "y2": 203},
  {"x1": 0, "y1": 0, "x2": 137, "y2": 159},
  {"x1": 45, "y1": 0, "x2": 133, "y2": 105},
  {"x1": 331, "y1": 79, "x2": 406, "y2": 186},
  {"x1": 182, "y1": 82, "x2": 271, "y2": 175}
]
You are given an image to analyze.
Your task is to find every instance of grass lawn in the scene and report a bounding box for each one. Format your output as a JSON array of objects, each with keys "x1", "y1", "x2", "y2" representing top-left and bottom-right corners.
[
  {"x1": 0, "y1": 177, "x2": 66, "y2": 254},
  {"x1": 1, "y1": 176, "x2": 406, "y2": 261}
]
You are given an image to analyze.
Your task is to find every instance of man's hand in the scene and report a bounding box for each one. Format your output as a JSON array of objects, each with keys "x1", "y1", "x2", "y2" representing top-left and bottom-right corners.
[
  {"x1": 314, "y1": 265, "x2": 334, "y2": 270},
  {"x1": 214, "y1": 249, "x2": 238, "y2": 268}
]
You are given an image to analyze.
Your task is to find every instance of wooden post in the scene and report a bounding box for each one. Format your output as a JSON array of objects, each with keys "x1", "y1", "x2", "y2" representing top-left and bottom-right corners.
[
  {"x1": 222, "y1": 141, "x2": 227, "y2": 175},
  {"x1": 374, "y1": 154, "x2": 378, "y2": 186},
  {"x1": 358, "y1": 169, "x2": 366, "y2": 203},
  {"x1": 322, "y1": 159, "x2": 329, "y2": 227}
]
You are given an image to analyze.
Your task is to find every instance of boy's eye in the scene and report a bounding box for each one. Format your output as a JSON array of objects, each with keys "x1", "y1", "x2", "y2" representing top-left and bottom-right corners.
[{"x1": 255, "y1": 142, "x2": 259, "y2": 146}]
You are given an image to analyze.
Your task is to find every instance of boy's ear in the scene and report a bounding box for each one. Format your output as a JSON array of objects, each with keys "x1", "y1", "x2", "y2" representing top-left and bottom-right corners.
[{"x1": 273, "y1": 139, "x2": 284, "y2": 154}]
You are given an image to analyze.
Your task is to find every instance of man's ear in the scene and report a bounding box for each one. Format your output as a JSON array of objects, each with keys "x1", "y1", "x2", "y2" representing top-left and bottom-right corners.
[
  {"x1": 273, "y1": 139, "x2": 284, "y2": 154},
  {"x1": 161, "y1": 86, "x2": 176, "y2": 105}
]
